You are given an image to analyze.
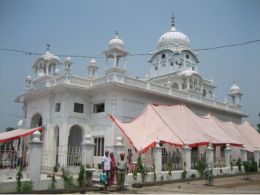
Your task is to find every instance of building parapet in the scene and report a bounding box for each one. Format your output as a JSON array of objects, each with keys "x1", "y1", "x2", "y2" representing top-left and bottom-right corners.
[{"x1": 27, "y1": 74, "x2": 242, "y2": 114}]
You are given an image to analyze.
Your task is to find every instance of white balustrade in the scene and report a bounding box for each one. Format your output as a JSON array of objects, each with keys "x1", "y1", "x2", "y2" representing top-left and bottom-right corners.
[{"x1": 28, "y1": 73, "x2": 242, "y2": 114}]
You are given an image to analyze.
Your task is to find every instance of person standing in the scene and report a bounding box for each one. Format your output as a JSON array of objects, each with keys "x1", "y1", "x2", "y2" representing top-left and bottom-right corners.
[
  {"x1": 116, "y1": 152, "x2": 128, "y2": 191},
  {"x1": 127, "y1": 149, "x2": 133, "y2": 172},
  {"x1": 110, "y1": 152, "x2": 117, "y2": 186},
  {"x1": 102, "y1": 150, "x2": 111, "y2": 187}
]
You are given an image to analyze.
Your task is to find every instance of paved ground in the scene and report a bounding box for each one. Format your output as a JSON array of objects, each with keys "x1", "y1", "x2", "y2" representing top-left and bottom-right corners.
[{"x1": 87, "y1": 173, "x2": 260, "y2": 194}]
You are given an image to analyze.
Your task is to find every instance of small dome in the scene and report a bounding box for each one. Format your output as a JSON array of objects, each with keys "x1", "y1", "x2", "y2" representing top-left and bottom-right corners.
[
  {"x1": 157, "y1": 27, "x2": 190, "y2": 49},
  {"x1": 26, "y1": 75, "x2": 32, "y2": 81},
  {"x1": 38, "y1": 71, "x2": 44, "y2": 77},
  {"x1": 89, "y1": 58, "x2": 97, "y2": 66},
  {"x1": 65, "y1": 56, "x2": 72, "y2": 64},
  {"x1": 230, "y1": 82, "x2": 240, "y2": 93},
  {"x1": 41, "y1": 50, "x2": 60, "y2": 62},
  {"x1": 108, "y1": 34, "x2": 124, "y2": 49},
  {"x1": 179, "y1": 68, "x2": 196, "y2": 76},
  {"x1": 54, "y1": 68, "x2": 59, "y2": 75},
  {"x1": 17, "y1": 120, "x2": 23, "y2": 128}
]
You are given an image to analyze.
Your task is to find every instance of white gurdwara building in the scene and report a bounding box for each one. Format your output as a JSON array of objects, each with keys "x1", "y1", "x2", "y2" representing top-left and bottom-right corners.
[{"x1": 16, "y1": 16, "x2": 245, "y2": 166}]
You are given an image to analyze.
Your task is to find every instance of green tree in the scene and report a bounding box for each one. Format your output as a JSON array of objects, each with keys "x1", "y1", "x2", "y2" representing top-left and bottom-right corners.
[
  {"x1": 6, "y1": 127, "x2": 15, "y2": 132},
  {"x1": 78, "y1": 165, "x2": 85, "y2": 187},
  {"x1": 16, "y1": 166, "x2": 23, "y2": 192},
  {"x1": 257, "y1": 124, "x2": 260, "y2": 133}
]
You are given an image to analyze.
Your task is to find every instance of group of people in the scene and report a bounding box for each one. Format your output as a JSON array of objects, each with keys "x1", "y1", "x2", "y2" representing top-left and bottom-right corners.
[{"x1": 101, "y1": 150, "x2": 128, "y2": 190}]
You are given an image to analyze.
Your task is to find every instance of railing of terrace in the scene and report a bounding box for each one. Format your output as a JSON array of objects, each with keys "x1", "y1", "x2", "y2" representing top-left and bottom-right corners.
[{"x1": 162, "y1": 151, "x2": 183, "y2": 171}]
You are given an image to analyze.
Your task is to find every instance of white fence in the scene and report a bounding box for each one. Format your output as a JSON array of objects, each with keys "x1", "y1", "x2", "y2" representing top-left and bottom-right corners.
[
  {"x1": 0, "y1": 147, "x2": 29, "y2": 182},
  {"x1": 41, "y1": 145, "x2": 82, "y2": 174}
]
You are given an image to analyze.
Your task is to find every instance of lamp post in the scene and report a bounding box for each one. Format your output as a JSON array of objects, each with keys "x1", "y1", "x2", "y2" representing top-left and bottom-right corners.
[{"x1": 257, "y1": 113, "x2": 260, "y2": 133}]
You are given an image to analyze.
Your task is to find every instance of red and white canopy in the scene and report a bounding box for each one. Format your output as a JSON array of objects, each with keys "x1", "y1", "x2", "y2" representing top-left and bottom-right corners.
[
  {"x1": 0, "y1": 126, "x2": 44, "y2": 143},
  {"x1": 109, "y1": 104, "x2": 260, "y2": 153}
]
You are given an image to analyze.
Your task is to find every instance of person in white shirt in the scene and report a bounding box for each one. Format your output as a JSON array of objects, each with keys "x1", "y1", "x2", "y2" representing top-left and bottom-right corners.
[
  {"x1": 102, "y1": 150, "x2": 111, "y2": 187},
  {"x1": 116, "y1": 152, "x2": 128, "y2": 190}
]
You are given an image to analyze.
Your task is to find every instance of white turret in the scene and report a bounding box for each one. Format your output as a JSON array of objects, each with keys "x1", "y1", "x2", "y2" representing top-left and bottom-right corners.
[
  {"x1": 87, "y1": 58, "x2": 99, "y2": 79},
  {"x1": 32, "y1": 44, "x2": 60, "y2": 79},
  {"x1": 64, "y1": 56, "x2": 72, "y2": 78},
  {"x1": 229, "y1": 82, "x2": 242, "y2": 106},
  {"x1": 149, "y1": 14, "x2": 199, "y2": 79},
  {"x1": 25, "y1": 75, "x2": 32, "y2": 90},
  {"x1": 103, "y1": 31, "x2": 128, "y2": 70}
]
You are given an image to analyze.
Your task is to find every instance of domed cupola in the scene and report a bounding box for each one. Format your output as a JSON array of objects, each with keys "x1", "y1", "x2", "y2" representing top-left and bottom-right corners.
[
  {"x1": 103, "y1": 31, "x2": 128, "y2": 69},
  {"x1": 230, "y1": 82, "x2": 240, "y2": 94},
  {"x1": 108, "y1": 32, "x2": 125, "y2": 50},
  {"x1": 157, "y1": 14, "x2": 190, "y2": 50},
  {"x1": 229, "y1": 82, "x2": 242, "y2": 106},
  {"x1": 32, "y1": 44, "x2": 61, "y2": 79}
]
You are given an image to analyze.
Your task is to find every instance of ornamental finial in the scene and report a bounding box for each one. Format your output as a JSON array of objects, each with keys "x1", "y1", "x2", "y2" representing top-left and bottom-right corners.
[
  {"x1": 115, "y1": 30, "x2": 119, "y2": 38},
  {"x1": 171, "y1": 12, "x2": 175, "y2": 27},
  {"x1": 46, "y1": 43, "x2": 50, "y2": 51}
]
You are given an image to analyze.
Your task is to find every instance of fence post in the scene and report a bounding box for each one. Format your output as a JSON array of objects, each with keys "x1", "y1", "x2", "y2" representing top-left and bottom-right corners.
[
  {"x1": 206, "y1": 143, "x2": 214, "y2": 165},
  {"x1": 240, "y1": 145, "x2": 247, "y2": 162},
  {"x1": 154, "y1": 139, "x2": 162, "y2": 173},
  {"x1": 183, "y1": 142, "x2": 191, "y2": 171},
  {"x1": 28, "y1": 130, "x2": 43, "y2": 182},
  {"x1": 114, "y1": 136, "x2": 125, "y2": 160},
  {"x1": 81, "y1": 135, "x2": 95, "y2": 167},
  {"x1": 254, "y1": 147, "x2": 259, "y2": 171},
  {"x1": 224, "y1": 143, "x2": 231, "y2": 168}
]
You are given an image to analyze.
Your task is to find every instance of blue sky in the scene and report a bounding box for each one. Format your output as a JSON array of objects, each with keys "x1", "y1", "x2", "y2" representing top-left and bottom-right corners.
[{"x1": 0, "y1": 0, "x2": 260, "y2": 131}]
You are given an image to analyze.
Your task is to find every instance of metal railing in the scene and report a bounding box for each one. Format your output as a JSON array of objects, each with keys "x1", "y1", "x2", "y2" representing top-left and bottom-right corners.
[
  {"x1": 0, "y1": 147, "x2": 29, "y2": 182},
  {"x1": 0, "y1": 149, "x2": 28, "y2": 169},
  {"x1": 41, "y1": 145, "x2": 82, "y2": 173},
  {"x1": 191, "y1": 153, "x2": 206, "y2": 169},
  {"x1": 213, "y1": 158, "x2": 226, "y2": 168},
  {"x1": 162, "y1": 152, "x2": 183, "y2": 171}
]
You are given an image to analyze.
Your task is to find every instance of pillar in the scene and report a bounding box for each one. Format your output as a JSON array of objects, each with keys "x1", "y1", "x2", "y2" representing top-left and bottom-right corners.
[
  {"x1": 206, "y1": 143, "x2": 214, "y2": 165},
  {"x1": 183, "y1": 142, "x2": 191, "y2": 171},
  {"x1": 154, "y1": 139, "x2": 162, "y2": 173},
  {"x1": 114, "y1": 136, "x2": 125, "y2": 160},
  {"x1": 224, "y1": 143, "x2": 231, "y2": 168},
  {"x1": 254, "y1": 147, "x2": 259, "y2": 171},
  {"x1": 28, "y1": 131, "x2": 43, "y2": 182},
  {"x1": 240, "y1": 145, "x2": 247, "y2": 162},
  {"x1": 81, "y1": 135, "x2": 95, "y2": 167}
]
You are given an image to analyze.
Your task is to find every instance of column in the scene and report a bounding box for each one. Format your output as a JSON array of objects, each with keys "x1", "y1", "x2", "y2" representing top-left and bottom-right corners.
[
  {"x1": 254, "y1": 147, "x2": 259, "y2": 171},
  {"x1": 240, "y1": 145, "x2": 247, "y2": 162},
  {"x1": 183, "y1": 142, "x2": 191, "y2": 171},
  {"x1": 154, "y1": 139, "x2": 162, "y2": 173},
  {"x1": 224, "y1": 143, "x2": 231, "y2": 168},
  {"x1": 81, "y1": 135, "x2": 95, "y2": 167},
  {"x1": 206, "y1": 143, "x2": 214, "y2": 165},
  {"x1": 28, "y1": 131, "x2": 43, "y2": 182},
  {"x1": 111, "y1": 99, "x2": 117, "y2": 146},
  {"x1": 114, "y1": 137, "x2": 125, "y2": 160}
]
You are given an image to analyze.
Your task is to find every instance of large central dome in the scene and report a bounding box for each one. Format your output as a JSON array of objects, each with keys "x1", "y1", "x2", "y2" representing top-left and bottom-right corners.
[{"x1": 157, "y1": 26, "x2": 190, "y2": 49}]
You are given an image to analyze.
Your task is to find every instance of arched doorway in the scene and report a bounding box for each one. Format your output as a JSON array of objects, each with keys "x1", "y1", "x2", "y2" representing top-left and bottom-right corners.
[
  {"x1": 30, "y1": 113, "x2": 44, "y2": 140},
  {"x1": 30, "y1": 113, "x2": 42, "y2": 128},
  {"x1": 67, "y1": 125, "x2": 83, "y2": 166},
  {"x1": 54, "y1": 126, "x2": 59, "y2": 166}
]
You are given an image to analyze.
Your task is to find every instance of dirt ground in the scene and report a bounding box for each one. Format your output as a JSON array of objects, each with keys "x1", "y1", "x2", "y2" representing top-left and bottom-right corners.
[{"x1": 86, "y1": 173, "x2": 260, "y2": 194}]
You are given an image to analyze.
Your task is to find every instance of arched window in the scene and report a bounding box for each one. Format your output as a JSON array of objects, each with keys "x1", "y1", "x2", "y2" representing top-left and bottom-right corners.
[
  {"x1": 203, "y1": 89, "x2": 207, "y2": 97},
  {"x1": 182, "y1": 78, "x2": 187, "y2": 89},
  {"x1": 208, "y1": 91, "x2": 213, "y2": 98},
  {"x1": 30, "y1": 113, "x2": 44, "y2": 141},
  {"x1": 172, "y1": 82, "x2": 179, "y2": 89},
  {"x1": 67, "y1": 125, "x2": 83, "y2": 166},
  {"x1": 54, "y1": 126, "x2": 60, "y2": 166},
  {"x1": 189, "y1": 78, "x2": 193, "y2": 89}
]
